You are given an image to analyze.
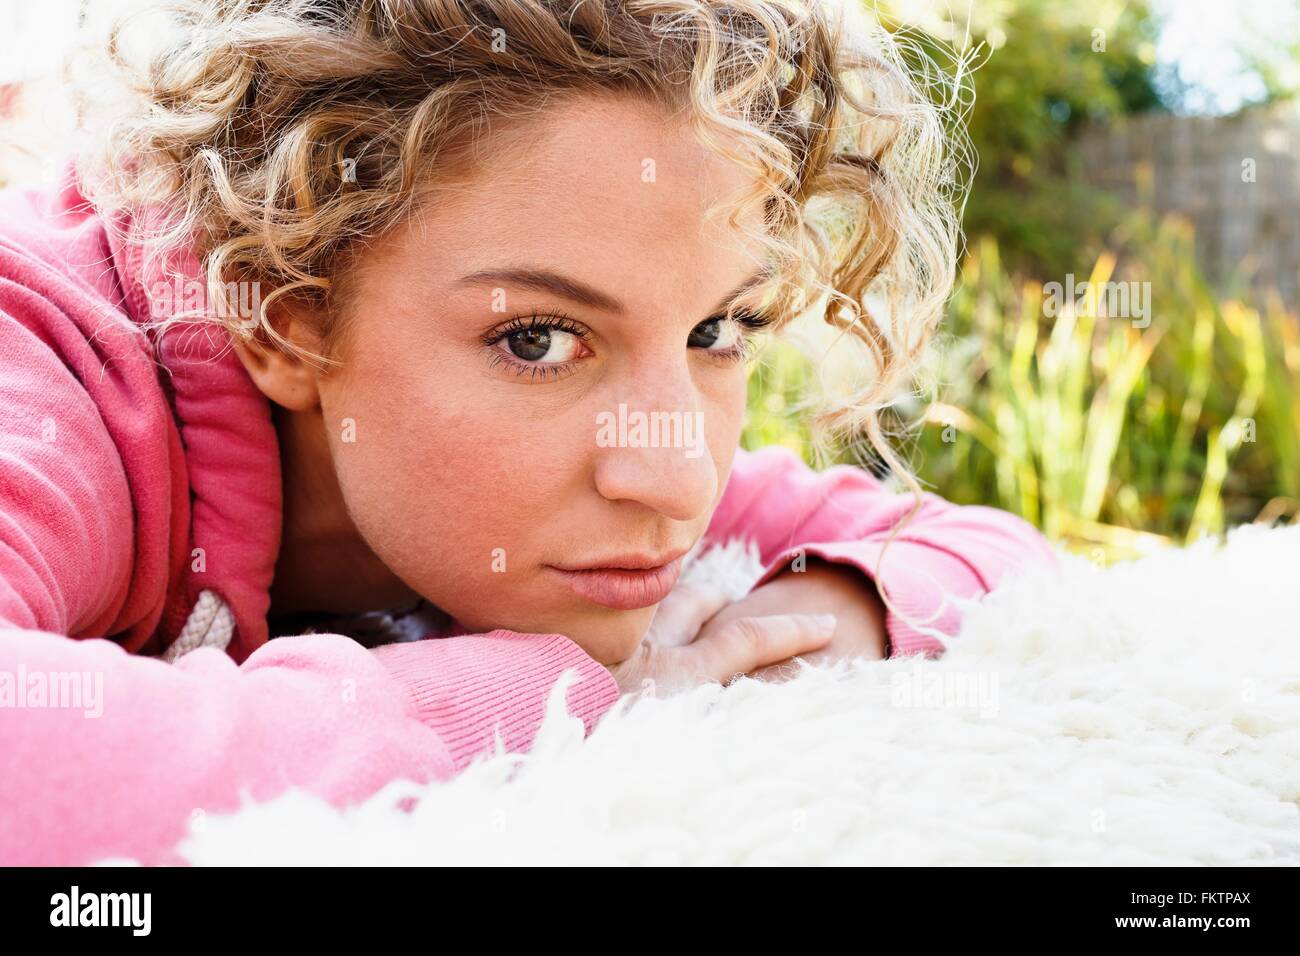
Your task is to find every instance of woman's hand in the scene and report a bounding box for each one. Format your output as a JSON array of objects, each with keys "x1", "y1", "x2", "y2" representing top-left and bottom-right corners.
[
  {"x1": 632, "y1": 556, "x2": 888, "y2": 688},
  {"x1": 605, "y1": 575, "x2": 836, "y2": 695},
  {"x1": 702, "y1": 559, "x2": 888, "y2": 682},
  {"x1": 608, "y1": 557, "x2": 887, "y2": 694}
]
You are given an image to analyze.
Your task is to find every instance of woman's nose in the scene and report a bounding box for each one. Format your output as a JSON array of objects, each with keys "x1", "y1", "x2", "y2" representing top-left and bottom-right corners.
[{"x1": 590, "y1": 396, "x2": 718, "y2": 522}]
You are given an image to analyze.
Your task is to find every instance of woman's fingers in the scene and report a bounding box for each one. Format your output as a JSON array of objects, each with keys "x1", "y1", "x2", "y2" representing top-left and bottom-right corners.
[
  {"x1": 609, "y1": 613, "x2": 838, "y2": 695},
  {"x1": 643, "y1": 580, "x2": 736, "y2": 648},
  {"x1": 689, "y1": 613, "x2": 836, "y2": 684}
]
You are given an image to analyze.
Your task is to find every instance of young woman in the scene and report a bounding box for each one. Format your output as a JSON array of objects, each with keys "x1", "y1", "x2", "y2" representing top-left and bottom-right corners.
[{"x1": 0, "y1": 0, "x2": 1053, "y2": 864}]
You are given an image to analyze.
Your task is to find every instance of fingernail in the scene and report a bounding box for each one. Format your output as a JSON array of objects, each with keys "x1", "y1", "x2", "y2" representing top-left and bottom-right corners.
[{"x1": 815, "y1": 613, "x2": 838, "y2": 632}]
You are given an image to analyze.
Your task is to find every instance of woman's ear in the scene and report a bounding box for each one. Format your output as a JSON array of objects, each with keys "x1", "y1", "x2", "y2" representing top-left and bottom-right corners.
[{"x1": 230, "y1": 296, "x2": 328, "y2": 412}]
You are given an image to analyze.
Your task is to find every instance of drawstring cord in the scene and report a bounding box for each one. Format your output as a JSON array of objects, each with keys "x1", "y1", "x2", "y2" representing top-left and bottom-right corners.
[{"x1": 162, "y1": 589, "x2": 235, "y2": 663}]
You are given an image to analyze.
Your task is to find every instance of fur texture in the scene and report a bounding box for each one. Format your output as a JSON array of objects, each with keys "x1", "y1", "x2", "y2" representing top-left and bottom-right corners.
[{"x1": 131, "y1": 524, "x2": 1300, "y2": 866}]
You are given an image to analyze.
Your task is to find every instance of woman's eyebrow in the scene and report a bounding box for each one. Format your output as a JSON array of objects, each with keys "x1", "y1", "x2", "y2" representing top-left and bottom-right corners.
[{"x1": 452, "y1": 265, "x2": 773, "y2": 315}]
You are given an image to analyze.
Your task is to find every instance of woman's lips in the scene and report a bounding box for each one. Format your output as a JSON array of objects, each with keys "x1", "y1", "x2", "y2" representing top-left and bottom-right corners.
[{"x1": 548, "y1": 556, "x2": 684, "y2": 610}]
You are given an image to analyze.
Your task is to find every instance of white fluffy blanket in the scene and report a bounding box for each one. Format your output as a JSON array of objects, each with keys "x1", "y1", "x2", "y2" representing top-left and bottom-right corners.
[{"x1": 156, "y1": 524, "x2": 1300, "y2": 865}]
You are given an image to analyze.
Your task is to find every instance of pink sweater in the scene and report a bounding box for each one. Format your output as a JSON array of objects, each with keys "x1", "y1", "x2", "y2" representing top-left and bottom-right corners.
[{"x1": 0, "y1": 157, "x2": 1055, "y2": 865}]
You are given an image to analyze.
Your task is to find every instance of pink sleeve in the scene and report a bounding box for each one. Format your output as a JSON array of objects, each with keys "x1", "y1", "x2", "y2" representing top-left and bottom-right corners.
[
  {"x1": 0, "y1": 624, "x2": 617, "y2": 865},
  {"x1": 706, "y1": 445, "x2": 1057, "y2": 658},
  {"x1": 0, "y1": 307, "x2": 618, "y2": 866}
]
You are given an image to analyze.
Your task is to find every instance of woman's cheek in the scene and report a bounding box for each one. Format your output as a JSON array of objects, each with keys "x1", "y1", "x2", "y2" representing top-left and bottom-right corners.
[{"x1": 706, "y1": 372, "x2": 748, "y2": 458}]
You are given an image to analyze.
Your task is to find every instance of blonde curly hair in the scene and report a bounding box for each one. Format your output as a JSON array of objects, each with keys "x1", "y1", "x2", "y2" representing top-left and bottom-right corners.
[{"x1": 80, "y1": 0, "x2": 969, "y2": 501}]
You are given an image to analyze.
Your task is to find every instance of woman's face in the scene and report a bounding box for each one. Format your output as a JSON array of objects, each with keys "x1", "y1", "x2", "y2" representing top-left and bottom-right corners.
[{"x1": 308, "y1": 93, "x2": 771, "y2": 663}]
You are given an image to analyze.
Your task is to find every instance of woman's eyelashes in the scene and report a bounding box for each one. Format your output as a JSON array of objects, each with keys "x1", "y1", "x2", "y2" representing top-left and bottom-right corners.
[
  {"x1": 481, "y1": 308, "x2": 772, "y2": 381},
  {"x1": 688, "y1": 309, "x2": 773, "y2": 357},
  {"x1": 480, "y1": 312, "x2": 593, "y2": 382}
]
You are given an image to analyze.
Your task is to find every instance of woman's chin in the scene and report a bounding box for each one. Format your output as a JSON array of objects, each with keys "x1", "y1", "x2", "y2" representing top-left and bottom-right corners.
[
  {"x1": 527, "y1": 606, "x2": 656, "y2": 667},
  {"x1": 450, "y1": 600, "x2": 654, "y2": 667}
]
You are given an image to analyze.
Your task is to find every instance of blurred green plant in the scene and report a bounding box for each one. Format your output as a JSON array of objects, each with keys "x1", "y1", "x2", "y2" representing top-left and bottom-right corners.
[
  {"x1": 746, "y1": 216, "x2": 1299, "y2": 559},
  {"x1": 742, "y1": 337, "x2": 815, "y2": 459},
  {"x1": 882, "y1": 0, "x2": 1165, "y2": 278}
]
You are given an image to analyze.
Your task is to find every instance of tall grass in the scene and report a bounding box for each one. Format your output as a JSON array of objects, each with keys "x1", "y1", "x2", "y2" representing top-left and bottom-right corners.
[{"x1": 745, "y1": 215, "x2": 1300, "y2": 560}]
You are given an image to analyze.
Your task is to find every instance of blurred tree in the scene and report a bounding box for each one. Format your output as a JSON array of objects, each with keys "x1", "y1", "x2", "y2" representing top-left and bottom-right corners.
[{"x1": 880, "y1": 0, "x2": 1165, "y2": 276}]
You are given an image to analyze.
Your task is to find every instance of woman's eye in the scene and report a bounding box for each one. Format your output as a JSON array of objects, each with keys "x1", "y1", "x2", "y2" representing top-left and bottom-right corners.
[
  {"x1": 688, "y1": 317, "x2": 741, "y2": 351},
  {"x1": 501, "y1": 326, "x2": 584, "y2": 364}
]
